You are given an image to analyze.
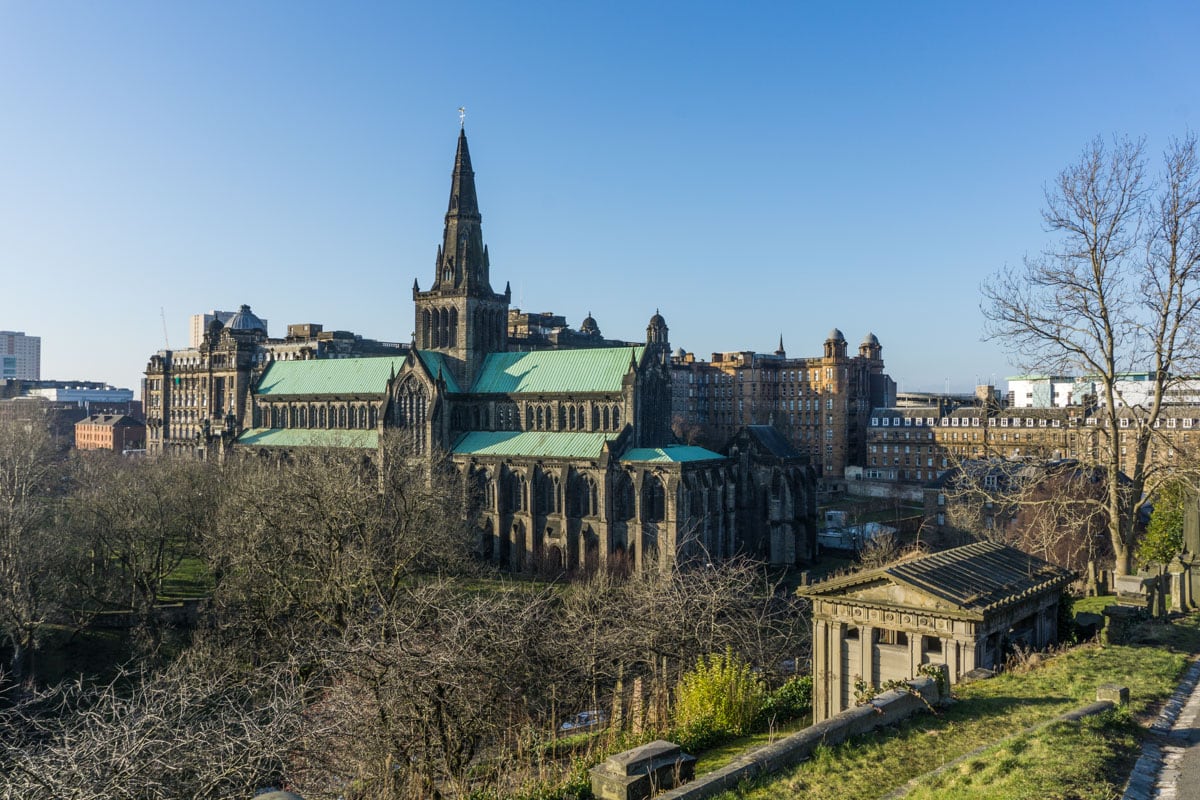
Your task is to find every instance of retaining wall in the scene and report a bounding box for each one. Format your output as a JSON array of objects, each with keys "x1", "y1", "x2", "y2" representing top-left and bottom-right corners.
[{"x1": 656, "y1": 676, "x2": 941, "y2": 800}]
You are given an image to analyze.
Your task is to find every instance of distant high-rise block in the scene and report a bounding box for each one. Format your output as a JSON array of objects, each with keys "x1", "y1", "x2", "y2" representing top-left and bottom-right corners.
[{"x1": 0, "y1": 331, "x2": 40, "y2": 380}]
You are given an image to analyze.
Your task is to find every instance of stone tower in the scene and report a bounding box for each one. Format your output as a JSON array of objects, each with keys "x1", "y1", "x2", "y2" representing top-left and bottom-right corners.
[{"x1": 413, "y1": 128, "x2": 510, "y2": 386}]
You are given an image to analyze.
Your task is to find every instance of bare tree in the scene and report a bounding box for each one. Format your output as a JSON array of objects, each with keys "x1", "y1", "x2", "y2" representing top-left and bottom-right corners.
[
  {"x1": 0, "y1": 654, "x2": 311, "y2": 800},
  {"x1": 66, "y1": 453, "x2": 217, "y2": 652},
  {"x1": 204, "y1": 444, "x2": 475, "y2": 659},
  {"x1": 0, "y1": 418, "x2": 89, "y2": 684},
  {"x1": 282, "y1": 562, "x2": 804, "y2": 799},
  {"x1": 983, "y1": 135, "x2": 1200, "y2": 574}
]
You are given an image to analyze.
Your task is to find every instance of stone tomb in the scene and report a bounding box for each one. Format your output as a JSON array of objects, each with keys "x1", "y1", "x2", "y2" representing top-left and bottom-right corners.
[
  {"x1": 590, "y1": 739, "x2": 697, "y2": 800},
  {"x1": 800, "y1": 541, "x2": 1073, "y2": 722}
]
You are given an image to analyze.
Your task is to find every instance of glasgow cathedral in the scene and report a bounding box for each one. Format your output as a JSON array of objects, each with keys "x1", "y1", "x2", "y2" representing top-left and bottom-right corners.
[{"x1": 144, "y1": 129, "x2": 818, "y2": 571}]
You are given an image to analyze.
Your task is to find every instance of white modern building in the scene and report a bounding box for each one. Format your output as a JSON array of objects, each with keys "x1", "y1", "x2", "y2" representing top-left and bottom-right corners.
[
  {"x1": 25, "y1": 381, "x2": 134, "y2": 407},
  {"x1": 1006, "y1": 376, "x2": 1075, "y2": 408},
  {"x1": 0, "y1": 331, "x2": 40, "y2": 380},
  {"x1": 1008, "y1": 373, "x2": 1200, "y2": 409}
]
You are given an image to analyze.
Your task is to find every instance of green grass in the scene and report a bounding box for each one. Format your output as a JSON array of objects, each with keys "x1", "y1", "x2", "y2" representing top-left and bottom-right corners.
[
  {"x1": 1072, "y1": 595, "x2": 1118, "y2": 616},
  {"x1": 903, "y1": 708, "x2": 1140, "y2": 800},
  {"x1": 714, "y1": 613, "x2": 1200, "y2": 800},
  {"x1": 694, "y1": 714, "x2": 812, "y2": 774},
  {"x1": 158, "y1": 555, "x2": 215, "y2": 600}
]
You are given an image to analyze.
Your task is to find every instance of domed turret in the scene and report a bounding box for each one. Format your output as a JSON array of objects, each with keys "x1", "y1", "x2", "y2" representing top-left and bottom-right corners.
[
  {"x1": 824, "y1": 326, "x2": 847, "y2": 359},
  {"x1": 646, "y1": 310, "x2": 670, "y2": 361},
  {"x1": 204, "y1": 317, "x2": 224, "y2": 345},
  {"x1": 580, "y1": 311, "x2": 601, "y2": 337},
  {"x1": 859, "y1": 331, "x2": 882, "y2": 360},
  {"x1": 646, "y1": 310, "x2": 669, "y2": 346},
  {"x1": 225, "y1": 304, "x2": 268, "y2": 335}
]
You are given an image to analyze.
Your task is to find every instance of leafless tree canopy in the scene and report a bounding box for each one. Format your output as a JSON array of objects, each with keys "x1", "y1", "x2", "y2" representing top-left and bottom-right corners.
[
  {"x1": 0, "y1": 420, "x2": 806, "y2": 799},
  {"x1": 0, "y1": 418, "x2": 88, "y2": 683},
  {"x1": 983, "y1": 134, "x2": 1200, "y2": 574},
  {"x1": 0, "y1": 655, "x2": 310, "y2": 800}
]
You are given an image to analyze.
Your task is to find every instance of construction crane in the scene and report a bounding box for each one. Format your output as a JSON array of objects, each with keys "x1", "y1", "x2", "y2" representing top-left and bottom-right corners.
[{"x1": 160, "y1": 307, "x2": 170, "y2": 350}]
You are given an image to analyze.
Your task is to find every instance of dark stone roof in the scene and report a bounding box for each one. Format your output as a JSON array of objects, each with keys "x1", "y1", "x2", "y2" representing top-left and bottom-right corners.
[
  {"x1": 801, "y1": 541, "x2": 1073, "y2": 617},
  {"x1": 742, "y1": 425, "x2": 801, "y2": 458}
]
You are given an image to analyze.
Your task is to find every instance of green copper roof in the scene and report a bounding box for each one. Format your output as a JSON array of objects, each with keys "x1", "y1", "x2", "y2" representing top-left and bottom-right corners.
[
  {"x1": 452, "y1": 430, "x2": 617, "y2": 460},
  {"x1": 236, "y1": 427, "x2": 379, "y2": 449},
  {"x1": 415, "y1": 350, "x2": 462, "y2": 393},
  {"x1": 621, "y1": 445, "x2": 726, "y2": 463},
  {"x1": 256, "y1": 356, "x2": 406, "y2": 397},
  {"x1": 469, "y1": 347, "x2": 643, "y2": 395}
]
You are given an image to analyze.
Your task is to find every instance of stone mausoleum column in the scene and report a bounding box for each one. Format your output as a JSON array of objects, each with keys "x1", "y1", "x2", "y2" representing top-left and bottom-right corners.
[
  {"x1": 830, "y1": 621, "x2": 845, "y2": 716},
  {"x1": 812, "y1": 618, "x2": 829, "y2": 722},
  {"x1": 859, "y1": 625, "x2": 874, "y2": 688}
]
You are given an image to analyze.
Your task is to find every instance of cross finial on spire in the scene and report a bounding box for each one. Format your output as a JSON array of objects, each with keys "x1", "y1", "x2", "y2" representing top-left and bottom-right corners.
[{"x1": 458, "y1": 106, "x2": 466, "y2": 128}]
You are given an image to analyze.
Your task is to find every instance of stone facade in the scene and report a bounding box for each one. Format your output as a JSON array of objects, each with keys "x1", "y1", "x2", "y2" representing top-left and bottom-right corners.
[
  {"x1": 864, "y1": 403, "x2": 1200, "y2": 486},
  {"x1": 670, "y1": 332, "x2": 894, "y2": 484},
  {"x1": 801, "y1": 541, "x2": 1072, "y2": 722},
  {"x1": 224, "y1": 129, "x2": 818, "y2": 571},
  {"x1": 75, "y1": 413, "x2": 146, "y2": 452},
  {"x1": 143, "y1": 309, "x2": 405, "y2": 457}
]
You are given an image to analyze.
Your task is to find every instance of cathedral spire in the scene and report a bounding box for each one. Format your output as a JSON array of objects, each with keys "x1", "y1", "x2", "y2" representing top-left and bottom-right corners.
[
  {"x1": 432, "y1": 127, "x2": 489, "y2": 293},
  {"x1": 413, "y1": 125, "x2": 510, "y2": 387},
  {"x1": 448, "y1": 128, "x2": 479, "y2": 219}
]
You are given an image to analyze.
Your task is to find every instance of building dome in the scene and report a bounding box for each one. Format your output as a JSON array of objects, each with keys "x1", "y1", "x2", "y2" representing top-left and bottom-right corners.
[
  {"x1": 226, "y1": 304, "x2": 267, "y2": 334},
  {"x1": 827, "y1": 327, "x2": 845, "y2": 342},
  {"x1": 580, "y1": 312, "x2": 601, "y2": 336},
  {"x1": 862, "y1": 332, "x2": 879, "y2": 346},
  {"x1": 646, "y1": 310, "x2": 669, "y2": 347}
]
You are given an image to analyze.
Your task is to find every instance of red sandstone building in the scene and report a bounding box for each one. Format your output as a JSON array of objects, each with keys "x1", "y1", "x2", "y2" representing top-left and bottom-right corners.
[{"x1": 75, "y1": 413, "x2": 146, "y2": 452}]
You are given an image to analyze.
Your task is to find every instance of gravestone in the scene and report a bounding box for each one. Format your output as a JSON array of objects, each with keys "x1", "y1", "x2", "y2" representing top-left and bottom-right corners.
[
  {"x1": 1168, "y1": 556, "x2": 1194, "y2": 612},
  {"x1": 590, "y1": 739, "x2": 696, "y2": 800},
  {"x1": 1113, "y1": 574, "x2": 1156, "y2": 611},
  {"x1": 1184, "y1": 493, "x2": 1200, "y2": 603}
]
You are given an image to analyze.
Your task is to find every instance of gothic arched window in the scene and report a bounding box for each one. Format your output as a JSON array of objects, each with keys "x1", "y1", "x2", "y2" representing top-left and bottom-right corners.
[
  {"x1": 642, "y1": 474, "x2": 666, "y2": 522},
  {"x1": 614, "y1": 472, "x2": 635, "y2": 521}
]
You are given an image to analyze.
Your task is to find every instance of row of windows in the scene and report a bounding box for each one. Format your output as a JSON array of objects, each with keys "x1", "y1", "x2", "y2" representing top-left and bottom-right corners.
[
  {"x1": 524, "y1": 403, "x2": 622, "y2": 432},
  {"x1": 873, "y1": 414, "x2": 1200, "y2": 430},
  {"x1": 263, "y1": 404, "x2": 378, "y2": 430}
]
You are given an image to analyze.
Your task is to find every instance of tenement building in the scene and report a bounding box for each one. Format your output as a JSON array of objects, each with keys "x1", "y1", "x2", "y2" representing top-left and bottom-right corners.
[
  {"x1": 670, "y1": 332, "x2": 895, "y2": 482},
  {"x1": 156, "y1": 129, "x2": 818, "y2": 570},
  {"x1": 864, "y1": 403, "x2": 1200, "y2": 486}
]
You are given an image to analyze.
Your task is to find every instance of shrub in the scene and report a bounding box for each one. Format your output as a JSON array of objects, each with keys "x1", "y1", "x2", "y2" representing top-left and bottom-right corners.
[
  {"x1": 760, "y1": 675, "x2": 813, "y2": 723},
  {"x1": 673, "y1": 648, "x2": 766, "y2": 738}
]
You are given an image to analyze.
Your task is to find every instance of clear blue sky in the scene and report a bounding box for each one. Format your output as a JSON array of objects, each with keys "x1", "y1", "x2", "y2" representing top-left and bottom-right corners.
[{"x1": 1, "y1": 2, "x2": 1196, "y2": 395}]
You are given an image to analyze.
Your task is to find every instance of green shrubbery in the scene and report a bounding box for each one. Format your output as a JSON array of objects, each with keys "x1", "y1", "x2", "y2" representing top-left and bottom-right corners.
[
  {"x1": 760, "y1": 675, "x2": 813, "y2": 724},
  {"x1": 673, "y1": 650, "x2": 815, "y2": 747},
  {"x1": 674, "y1": 648, "x2": 767, "y2": 739}
]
